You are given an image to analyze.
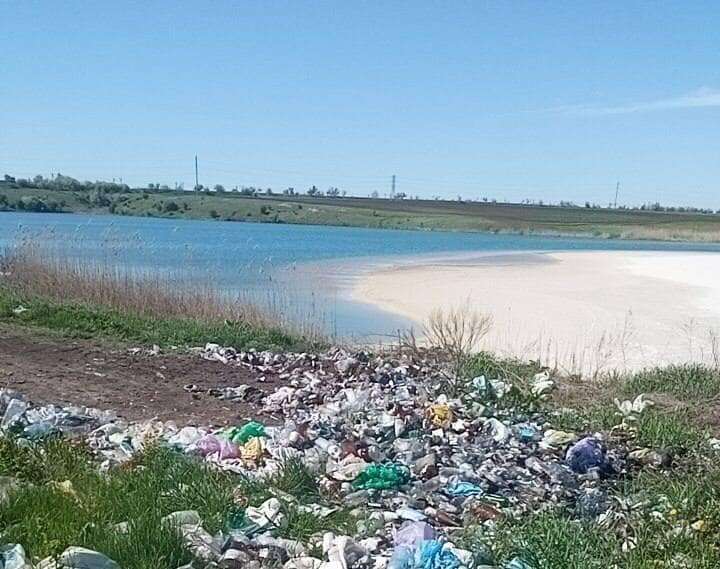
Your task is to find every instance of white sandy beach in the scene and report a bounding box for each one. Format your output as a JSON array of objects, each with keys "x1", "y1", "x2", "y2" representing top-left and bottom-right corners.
[{"x1": 353, "y1": 251, "x2": 720, "y2": 375}]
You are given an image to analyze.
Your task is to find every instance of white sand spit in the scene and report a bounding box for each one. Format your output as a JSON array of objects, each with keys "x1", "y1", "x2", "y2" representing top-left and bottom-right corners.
[{"x1": 353, "y1": 251, "x2": 720, "y2": 375}]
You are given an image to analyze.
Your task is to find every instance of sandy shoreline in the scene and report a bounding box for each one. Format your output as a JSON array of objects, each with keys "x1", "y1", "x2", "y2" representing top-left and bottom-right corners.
[{"x1": 352, "y1": 251, "x2": 720, "y2": 374}]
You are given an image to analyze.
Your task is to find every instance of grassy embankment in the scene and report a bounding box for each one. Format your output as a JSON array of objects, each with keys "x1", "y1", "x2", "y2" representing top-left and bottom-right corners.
[
  {"x1": 0, "y1": 244, "x2": 320, "y2": 352},
  {"x1": 3, "y1": 184, "x2": 720, "y2": 241}
]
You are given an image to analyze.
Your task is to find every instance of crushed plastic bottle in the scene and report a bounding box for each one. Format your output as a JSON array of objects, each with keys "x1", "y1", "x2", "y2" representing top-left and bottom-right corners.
[{"x1": 0, "y1": 543, "x2": 29, "y2": 569}]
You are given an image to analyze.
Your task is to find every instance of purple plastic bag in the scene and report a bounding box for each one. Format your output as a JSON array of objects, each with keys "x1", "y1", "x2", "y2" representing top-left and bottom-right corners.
[
  {"x1": 565, "y1": 436, "x2": 606, "y2": 474},
  {"x1": 394, "y1": 521, "x2": 437, "y2": 548},
  {"x1": 196, "y1": 434, "x2": 239, "y2": 459}
]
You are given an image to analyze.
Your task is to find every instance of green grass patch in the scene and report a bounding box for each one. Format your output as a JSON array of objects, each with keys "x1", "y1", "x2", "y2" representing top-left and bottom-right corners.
[
  {"x1": 0, "y1": 436, "x2": 94, "y2": 485},
  {"x1": 464, "y1": 512, "x2": 619, "y2": 568},
  {"x1": 0, "y1": 286, "x2": 313, "y2": 351},
  {"x1": 622, "y1": 364, "x2": 720, "y2": 401},
  {"x1": 633, "y1": 410, "x2": 709, "y2": 452},
  {"x1": 0, "y1": 443, "x2": 238, "y2": 562},
  {"x1": 464, "y1": 351, "x2": 545, "y2": 382},
  {"x1": 550, "y1": 402, "x2": 707, "y2": 453},
  {"x1": 465, "y1": 464, "x2": 720, "y2": 568},
  {"x1": 465, "y1": 500, "x2": 720, "y2": 569},
  {"x1": 278, "y1": 503, "x2": 356, "y2": 544},
  {"x1": 0, "y1": 439, "x2": 355, "y2": 567},
  {"x1": 265, "y1": 457, "x2": 321, "y2": 502}
]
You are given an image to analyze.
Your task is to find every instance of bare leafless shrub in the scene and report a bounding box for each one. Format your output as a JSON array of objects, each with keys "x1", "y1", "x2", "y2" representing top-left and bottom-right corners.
[
  {"x1": 397, "y1": 326, "x2": 421, "y2": 357},
  {"x1": 423, "y1": 304, "x2": 493, "y2": 379}
]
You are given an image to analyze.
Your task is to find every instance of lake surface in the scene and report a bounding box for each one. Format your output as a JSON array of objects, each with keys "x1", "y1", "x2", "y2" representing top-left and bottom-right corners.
[{"x1": 3, "y1": 211, "x2": 720, "y2": 339}]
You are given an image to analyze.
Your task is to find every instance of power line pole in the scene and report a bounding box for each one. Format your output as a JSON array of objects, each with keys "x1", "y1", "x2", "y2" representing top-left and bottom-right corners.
[
  {"x1": 614, "y1": 181, "x2": 620, "y2": 208},
  {"x1": 391, "y1": 175, "x2": 396, "y2": 198},
  {"x1": 194, "y1": 155, "x2": 199, "y2": 190}
]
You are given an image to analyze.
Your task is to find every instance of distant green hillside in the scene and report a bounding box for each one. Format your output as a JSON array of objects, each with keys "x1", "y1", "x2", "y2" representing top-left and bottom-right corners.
[{"x1": 2, "y1": 183, "x2": 720, "y2": 242}]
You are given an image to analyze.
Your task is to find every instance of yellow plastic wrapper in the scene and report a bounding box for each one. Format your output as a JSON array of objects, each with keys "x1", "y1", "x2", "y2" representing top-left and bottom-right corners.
[
  {"x1": 240, "y1": 437, "x2": 265, "y2": 461},
  {"x1": 427, "y1": 404, "x2": 453, "y2": 428}
]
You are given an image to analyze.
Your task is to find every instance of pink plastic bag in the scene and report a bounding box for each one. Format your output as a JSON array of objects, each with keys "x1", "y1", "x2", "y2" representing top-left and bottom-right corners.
[{"x1": 196, "y1": 434, "x2": 239, "y2": 459}]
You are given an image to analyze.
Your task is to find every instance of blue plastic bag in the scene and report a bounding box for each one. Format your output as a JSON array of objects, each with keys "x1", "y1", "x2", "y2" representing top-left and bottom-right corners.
[
  {"x1": 445, "y1": 481, "x2": 484, "y2": 497},
  {"x1": 415, "y1": 540, "x2": 461, "y2": 569}
]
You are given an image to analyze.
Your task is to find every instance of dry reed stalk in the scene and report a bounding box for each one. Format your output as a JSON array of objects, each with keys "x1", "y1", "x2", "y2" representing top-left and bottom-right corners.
[{"x1": 1, "y1": 241, "x2": 285, "y2": 332}]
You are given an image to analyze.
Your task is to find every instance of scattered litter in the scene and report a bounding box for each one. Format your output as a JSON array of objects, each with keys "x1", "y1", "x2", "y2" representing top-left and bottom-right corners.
[
  {"x1": 614, "y1": 394, "x2": 653, "y2": 424},
  {"x1": 58, "y1": 547, "x2": 120, "y2": 569},
  {"x1": 0, "y1": 345, "x2": 682, "y2": 568},
  {"x1": 0, "y1": 543, "x2": 29, "y2": 569}
]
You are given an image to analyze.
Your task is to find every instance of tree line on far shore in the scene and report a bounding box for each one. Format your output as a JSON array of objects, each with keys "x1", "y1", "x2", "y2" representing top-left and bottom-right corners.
[{"x1": 2, "y1": 173, "x2": 719, "y2": 215}]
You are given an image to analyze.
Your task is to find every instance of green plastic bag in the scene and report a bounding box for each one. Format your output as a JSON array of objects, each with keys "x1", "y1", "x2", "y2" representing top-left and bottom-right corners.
[
  {"x1": 352, "y1": 463, "x2": 411, "y2": 490},
  {"x1": 226, "y1": 509, "x2": 247, "y2": 530},
  {"x1": 224, "y1": 421, "x2": 266, "y2": 444}
]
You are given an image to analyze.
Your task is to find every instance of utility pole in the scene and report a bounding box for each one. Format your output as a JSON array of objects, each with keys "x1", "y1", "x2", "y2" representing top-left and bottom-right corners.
[
  {"x1": 614, "y1": 181, "x2": 620, "y2": 208},
  {"x1": 391, "y1": 175, "x2": 396, "y2": 198},
  {"x1": 194, "y1": 155, "x2": 199, "y2": 190}
]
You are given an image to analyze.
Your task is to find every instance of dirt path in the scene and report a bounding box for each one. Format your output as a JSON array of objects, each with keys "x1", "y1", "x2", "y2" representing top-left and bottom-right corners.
[{"x1": 0, "y1": 326, "x2": 279, "y2": 426}]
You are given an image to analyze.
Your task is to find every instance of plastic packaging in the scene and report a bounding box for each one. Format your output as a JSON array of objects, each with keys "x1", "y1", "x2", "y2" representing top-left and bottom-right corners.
[
  {"x1": 416, "y1": 540, "x2": 461, "y2": 569},
  {"x1": 445, "y1": 481, "x2": 484, "y2": 497},
  {"x1": 427, "y1": 404, "x2": 453, "y2": 428},
  {"x1": 394, "y1": 521, "x2": 437, "y2": 548},
  {"x1": 225, "y1": 421, "x2": 266, "y2": 444},
  {"x1": 565, "y1": 437, "x2": 607, "y2": 474},
  {"x1": 196, "y1": 435, "x2": 239, "y2": 459},
  {"x1": 352, "y1": 464, "x2": 411, "y2": 490},
  {"x1": 387, "y1": 545, "x2": 414, "y2": 569}
]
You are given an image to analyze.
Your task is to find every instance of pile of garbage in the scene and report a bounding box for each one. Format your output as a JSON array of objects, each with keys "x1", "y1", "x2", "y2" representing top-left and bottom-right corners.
[{"x1": 0, "y1": 344, "x2": 667, "y2": 569}]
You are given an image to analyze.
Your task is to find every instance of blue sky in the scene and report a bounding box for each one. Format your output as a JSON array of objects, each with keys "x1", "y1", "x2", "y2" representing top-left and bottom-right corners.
[{"x1": 2, "y1": 1, "x2": 719, "y2": 207}]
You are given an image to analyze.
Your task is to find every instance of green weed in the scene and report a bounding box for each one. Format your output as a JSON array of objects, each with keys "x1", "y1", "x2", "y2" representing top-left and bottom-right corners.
[
  {"x1": 463, "y1": 351, "x2": 545, "y2": 382},
  {"x1": 0, "y1": 443, "x2": 238, "y2": 564},
  {"x1": 265, "y1": 458, "x2": 320, "y2": 502},
  {"x1": 0, "y1": 287, "x2": 310, "y2": 351},
  {"x1": 622, "y1": 364, "x2": 720, "y2": 401}
]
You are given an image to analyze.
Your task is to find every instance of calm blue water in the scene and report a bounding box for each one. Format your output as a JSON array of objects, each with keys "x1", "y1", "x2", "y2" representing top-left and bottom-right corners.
[{"x1": 3, "y1": 212, "x2": 720, "y2": 338}]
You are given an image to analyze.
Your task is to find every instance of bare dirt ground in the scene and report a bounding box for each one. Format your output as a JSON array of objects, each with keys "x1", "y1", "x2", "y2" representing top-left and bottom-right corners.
[{"x1": 0, "y1": 326, "x2": 280, "y2": 426}]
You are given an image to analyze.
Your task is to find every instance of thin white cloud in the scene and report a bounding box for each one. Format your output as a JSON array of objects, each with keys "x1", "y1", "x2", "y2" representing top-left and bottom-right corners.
[{"x1": 553, "y1": 88, "x2": 720, "y2": 116}]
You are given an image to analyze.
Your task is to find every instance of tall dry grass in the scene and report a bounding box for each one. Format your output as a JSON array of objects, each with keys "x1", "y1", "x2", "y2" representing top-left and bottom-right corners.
[{"x1": 0, "y1": 240, "x2": 325, "y2": 341}]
